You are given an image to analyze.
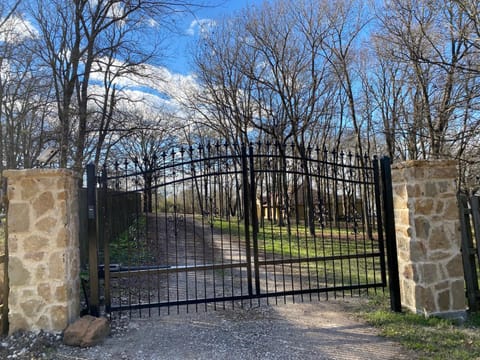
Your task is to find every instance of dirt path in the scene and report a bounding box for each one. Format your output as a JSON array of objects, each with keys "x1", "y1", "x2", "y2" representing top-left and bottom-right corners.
[
  {"x1": 108, "y1": 212, "x2": 385, "y2": 316},
  {"x1": 108, "y1": 213, "x2": 250, "y2": 313}
]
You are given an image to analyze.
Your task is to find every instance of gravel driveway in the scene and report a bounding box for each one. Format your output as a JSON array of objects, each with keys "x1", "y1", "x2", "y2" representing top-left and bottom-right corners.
[{"x1": 48, "y1": 299, "x2": 417, "y2": 360}]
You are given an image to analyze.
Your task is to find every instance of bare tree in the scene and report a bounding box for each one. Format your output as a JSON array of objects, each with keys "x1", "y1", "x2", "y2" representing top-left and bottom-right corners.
[
  {"x1": 0, "y1": 0, "x2": 20, "y2": 31},
  {"x1": 26, "y1": 0, "x2": 203, "y2": 174},
  {"x1": 192, "y1": 0, "x2": 353, "y2": 234},
  {"x1": 191, "y1": 14, "x2": 258, "y2": 150},
  {"x1": 318, "y1": 0, "x2": 375, "y2": 158},
  {"x1": 374, "y1": 0, "x2": 478, "y2": 159},
  {"x1": 0, "y1": 0, "x2": 21, "y2": 172},
  {"x1": 0, "y1": 44, "x2": 54, "y2": 168},
  {"x1": 1, "y1": 5, "x2": 55, "y2": 171},
  {"x1": 114, "y1": 111, "x2": 179, "y2": 212}
]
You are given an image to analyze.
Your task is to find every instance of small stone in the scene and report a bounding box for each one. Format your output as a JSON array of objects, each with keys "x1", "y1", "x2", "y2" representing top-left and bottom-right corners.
[{"x1": 63, "y1": 315, "x2": 110, "y2": 348}]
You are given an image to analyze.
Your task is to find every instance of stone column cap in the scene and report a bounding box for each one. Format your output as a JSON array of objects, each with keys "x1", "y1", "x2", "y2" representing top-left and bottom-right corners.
[
  {"x1": 3, "y1": 168, "x2": 80, "y2": 180},
  {"x1": 392, "y1": 159, "x2": 457, "y2": 170}
]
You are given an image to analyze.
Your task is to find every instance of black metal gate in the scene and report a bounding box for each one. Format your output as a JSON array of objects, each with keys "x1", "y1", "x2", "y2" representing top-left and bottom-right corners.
[{"x1": 86, "y1": 143, "x2": 400, "y2": 317}]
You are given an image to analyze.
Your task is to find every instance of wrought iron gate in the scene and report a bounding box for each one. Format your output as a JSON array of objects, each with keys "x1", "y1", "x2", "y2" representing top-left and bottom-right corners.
[{"x1": 86, "y1": 143, "x2": 400, "y2": 316}]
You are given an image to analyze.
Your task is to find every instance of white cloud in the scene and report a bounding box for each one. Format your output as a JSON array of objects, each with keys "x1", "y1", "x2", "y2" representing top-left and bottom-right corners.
[
  {"x1": 186, "y1": 18, "x2": 216, "y2": 36},
  {"x1": 0, "y1": 15, "x2": 38, "y2": 43},
  {"x1": 148, "y1": 18, "x2": 158, "y2": 28},
  {"x1": 89, "y1": 59, "x2": 199, "y2": 118}
]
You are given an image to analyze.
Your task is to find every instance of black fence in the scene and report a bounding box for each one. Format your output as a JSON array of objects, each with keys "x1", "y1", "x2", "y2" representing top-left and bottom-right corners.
[
  {"x1": 79, "y1": 188, "x2": 140, "y2": 270},
  {"x1": 458, "y1": 193, "x2": 480, "y2": 311},
  {"x1": 86, "y1": 143, "x2": 400, "y2": 317}
]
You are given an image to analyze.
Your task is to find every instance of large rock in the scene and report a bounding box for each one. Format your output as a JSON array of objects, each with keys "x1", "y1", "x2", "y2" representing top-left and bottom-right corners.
[{"x1": 63, "y1": 315, "x2": 110, "y2": 347}]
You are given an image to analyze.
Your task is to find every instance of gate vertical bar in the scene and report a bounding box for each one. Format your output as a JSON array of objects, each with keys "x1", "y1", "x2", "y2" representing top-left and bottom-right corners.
[
  {"x1": 471, "y1": 195, "x2": 480, "y2": 310},
  {"x1": 86, "y1": 163, "x2": 100, "y2": 316},
  {"x1": 372, "y1": 157, "x2": 387, "y2": 286},
  {"x1": 380, "y1": 157, "x2": 401, "y2": 312},
  {"x1": 470, "y1": 196, "x2": 480, "y2": 267},
  {"x1": 101, "y1": 164, "x2": 111, "y2": 313},
  {"x1": 249, "y1": 143, "x2": 261, "y2": 296},
  {"x1": 241, "y1": 144, "x2": 253, "y2": 296}
]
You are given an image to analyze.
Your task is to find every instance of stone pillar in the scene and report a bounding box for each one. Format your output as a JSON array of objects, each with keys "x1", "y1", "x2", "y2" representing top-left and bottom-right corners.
[
  {"x1": 4, "y1": 169, "x2": 80, "y2": 333},
  {"x1": 392, "y1": 160, "x2": 466, "y2": 318}
]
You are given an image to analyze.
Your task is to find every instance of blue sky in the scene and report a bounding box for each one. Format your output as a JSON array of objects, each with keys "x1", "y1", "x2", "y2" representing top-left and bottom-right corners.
[
  {"x1": 165, "y1": 0, "x2": 263, "y2": 75},
  {"x1": 1, "y1": 0, "x2": 265, "y2": 115}
]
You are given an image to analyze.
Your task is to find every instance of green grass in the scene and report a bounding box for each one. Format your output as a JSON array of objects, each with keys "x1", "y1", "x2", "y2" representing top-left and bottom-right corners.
[
  {"x1": 210, "y1": 217, "x2": 378, "y2": 256},
  {"x1": 109, "y1": 216, "x2": 152, "y2": 265},
  {"x1": 357, "y1": 293, "x2": 480, "y2": 360},
  {"x1": 209, "y1": 216, "x2": 383, "y2": 285}
]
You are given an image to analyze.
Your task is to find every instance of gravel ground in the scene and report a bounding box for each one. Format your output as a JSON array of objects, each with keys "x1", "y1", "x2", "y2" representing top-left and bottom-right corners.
[{"x1": 0, "y1": 298, "x2": 418, "y2": 360}]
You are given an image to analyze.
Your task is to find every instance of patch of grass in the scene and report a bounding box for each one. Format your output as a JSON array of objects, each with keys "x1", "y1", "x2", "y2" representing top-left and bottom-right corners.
[
  {"x1": 209, "y1": 217, "x2": 378, "y2": 256},
  {"x1": 358, "y1": 293, "x2": 480, "y2": 360},
  {"x1": 109, "y1": 216, "x2": 152, "y2": 265},
  {"x1": 209, "y1": 216, "x2": 383, "y2": 285},
  {"x1": 466, "y1": 311, "x2": 480, "y2": 327}
]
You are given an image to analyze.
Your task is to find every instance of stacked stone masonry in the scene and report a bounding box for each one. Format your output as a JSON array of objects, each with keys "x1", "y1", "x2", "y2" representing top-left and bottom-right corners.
[
  {"x1": 4, "y1": 169, "x2": 80, "y2": 334},
  {"x1": 392, "y1": 160, "x2": 466, "y2": 317}
]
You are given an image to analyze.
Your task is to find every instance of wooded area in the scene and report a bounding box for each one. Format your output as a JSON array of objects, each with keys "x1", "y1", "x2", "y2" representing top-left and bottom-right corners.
[{"x1": 1, "y1": 0, "x2": 480, "y2": 189}]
